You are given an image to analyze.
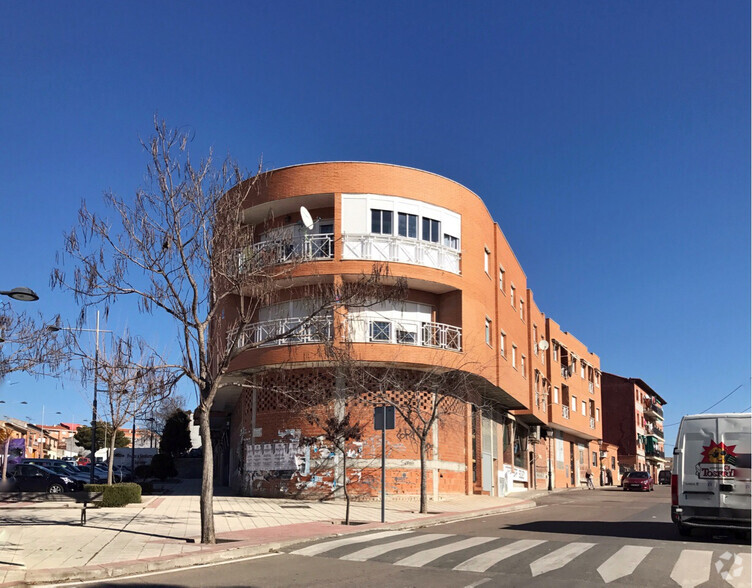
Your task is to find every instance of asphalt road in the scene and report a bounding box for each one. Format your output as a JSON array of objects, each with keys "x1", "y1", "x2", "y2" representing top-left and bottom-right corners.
[{"x1": 95, "y1": 486, "x2": 751, "y2": 588}]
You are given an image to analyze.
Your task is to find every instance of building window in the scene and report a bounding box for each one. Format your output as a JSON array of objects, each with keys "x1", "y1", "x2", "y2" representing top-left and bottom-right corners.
[
  {"x1": 421, "y1": 217, "x2": 440, "y2": 243},
  {"x1": 484, "y1": 248, "x2": 490, "y2": 274},
  {"x1": 398, "y1": 212, "x2": 417, "y2": 238},
  {"x1": 582, "y1": 400, "x2": 587, "y2": 416},
  {"x1": 397, "y1": 329, "x2": 416, "y2": 344},
  {"x1": 596, "y1": 407, "x2": 600, "y2": 421},
  {"x1": 371, "y1": 209, "x2": 393, "y2": 235},
  {"x1": 370, "y1": 321, "x2": 391, "y2": 342},
  {"x1": 611, "y1": 456, "x2": 616, "y2": 469},
  {"x1": 510, "y1": 285, "x2": 516, "y2": 307},
  {"x1": 512, "y1": 344, "x2": 517, "y2": 369},
  {"x1": 581, "y1": 362, "x2": 585, "y2": 378},
  {"x1": 533, "y1": 325, "x2": 538, "y2": 355},
  {"x1": 571, "y1": 395, "x2": 576, "y2": 411},
  {"x1": 444, "y1": 234, "x2": 459, "y2": 249},
  {"x1": 500, "y1": 331, "x2": 506, "y2": 357},
  {"x1": 485, "y1": 317, "x2": 492, "y2": 346},
  {"x1": 596, "y1": 372, "x2": 600, "y2": 387},
  {"x1": 553, "y1": 386, "x2": 559, "y2": 404},
  {"x1": 521, "y1": 355, "x2": 526, "y2": 376},
  {"x1": 553, "y1": 343, "x2": 559, "y2": 362},
  {"x1": 499, "y1": 266, "x2": 505, "y2": 291},
  {"x1": 520, "y1": 300, "x2": 525, "y2": 321},
  {"x1": 592, "y1": 451, "x2": 598, "y2": 467}
]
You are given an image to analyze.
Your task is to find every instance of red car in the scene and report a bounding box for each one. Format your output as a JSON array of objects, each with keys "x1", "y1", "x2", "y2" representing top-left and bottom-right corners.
[{"x1": 622, "y1": 471, "x2": 654, "y2": 492}]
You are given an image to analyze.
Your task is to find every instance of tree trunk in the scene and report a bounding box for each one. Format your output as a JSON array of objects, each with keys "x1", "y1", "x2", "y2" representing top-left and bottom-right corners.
[
  {"x1": 107, "y1": 433, "x2": 117, "y2": 485},
  {"x1": 419, "y1": 436, "x2": 427, "y2": 514},
  {"x1": 1, "y1": 439, "x2": 8, "y2": 481},
  {"x1": 199, "y1": 403, "x2": 216, "y2": 544},
  {"x1": 342, "y1": 446, "x2": 350, "y2": 525}
]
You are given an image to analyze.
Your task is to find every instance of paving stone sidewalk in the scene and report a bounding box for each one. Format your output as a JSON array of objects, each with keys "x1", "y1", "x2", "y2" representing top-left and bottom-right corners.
[{"x1": 0, "y1": 479, "x2": 578, "y2": 586}]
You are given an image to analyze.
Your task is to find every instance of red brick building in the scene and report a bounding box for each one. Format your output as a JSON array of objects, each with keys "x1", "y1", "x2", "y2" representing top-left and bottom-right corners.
[
  {"x1": 601, "y1": 372, "x2": 667, "y2": 480},
  {"x1": 211, "y1": 162, "x2": 610, "y2": 497}
]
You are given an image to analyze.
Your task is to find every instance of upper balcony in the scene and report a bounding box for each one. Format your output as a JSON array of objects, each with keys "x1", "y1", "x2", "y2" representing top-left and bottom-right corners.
[
  {"x1": 342, "y1": 233, "x2": 461, "y2": 274},
  {"x1": 644, "y1": 399, "x2": 664, "y2": 420},
  {"x1": 645, "y1": 422, "x2": 665, "y2": 440},
  {"x1": 237, "y1": 233, "x2": 334, "y2": 269},
  {"x1": 229, "y1": 316, "x2": 334, "y2": 349}
]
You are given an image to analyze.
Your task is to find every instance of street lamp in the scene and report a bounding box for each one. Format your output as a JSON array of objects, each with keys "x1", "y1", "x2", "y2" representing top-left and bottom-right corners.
[
  {"x1": 48, "y1": 310, "x2": 110, "y2": 483},
  {"x1": 0, "y1": 287, "x2": 39, "y2": 302}
]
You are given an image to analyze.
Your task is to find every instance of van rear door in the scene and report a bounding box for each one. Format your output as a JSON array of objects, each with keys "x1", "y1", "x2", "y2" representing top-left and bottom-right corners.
[
  {"x1": 679, "y1": 417, "x2": 721, "y2": 512},
  {"x1": 718, "y1": 415, "x2": 751, "y2": 514}
]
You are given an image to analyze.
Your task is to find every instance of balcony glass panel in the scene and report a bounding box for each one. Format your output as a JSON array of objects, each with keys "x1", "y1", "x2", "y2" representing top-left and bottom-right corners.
[{"x1": 341, "y1": 234, "x2": 460, "y2": 274}]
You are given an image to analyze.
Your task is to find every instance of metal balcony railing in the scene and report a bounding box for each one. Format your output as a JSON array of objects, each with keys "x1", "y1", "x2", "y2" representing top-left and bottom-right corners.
[
  {"x1": 347, "y1": 317, "x2": 462, "y2": 351},
  {"x1": 235, "y1": 234, "x2": 334, "y2": 270},
  {"x1": 562, "y1": 405, "x2": 570, "y2": 419},
  {"x1": 645, "y1": 448, "x2": 665, "y2": 459},
  {"x1": 229, "y1": 316, "x2": 333, "y2": 349},
  {"x1": 646, "y1": 424, "x2": 665, "y2": 440},
  {"x1": 644, "y1": 399, "x2": 664, "y2": 419},
  {"x1": 341, "y1": 234, "x2": 461, "y2": 274}
]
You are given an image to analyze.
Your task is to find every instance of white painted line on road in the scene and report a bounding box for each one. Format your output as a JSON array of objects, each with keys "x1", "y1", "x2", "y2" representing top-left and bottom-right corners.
[
  {"x1": 670, "y1": 549, "x2": 712, "y2": 588},
  {"x1": 529, "y1": 542, "x2": 595, "y2": 577},
  {"x1": 340, "y1": 533, "x2": 452, "y2": 562},
  {"x1": 453, "y1": 539, "x2": 546, "y2": 573},
  {"x1": 39, "y1": 553, "x2": 283, "y2": 586},
  {"x1": 717, "y1": 552, "x2": 751, "y2": 588},
  {"x1": 597, "y1": 545, "x2": 652, "y2": 584},
  {"x1": 394, "y1": 536, "x2": 497, "y2": 568},
  {"x1": 463, "y1": 578, "x2": 492, "y2": 588},
  {"x1": 290, "y1": 530, "x2": 409, "y2": 557}
]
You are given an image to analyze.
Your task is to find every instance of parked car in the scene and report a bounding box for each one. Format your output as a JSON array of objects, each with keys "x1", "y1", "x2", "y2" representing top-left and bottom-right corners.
[
  {"x1": 11, "y1": 464, "x2": 79, "y2": 493},
  {"x1": 77, "y1": 457, "x2": 91, "y2": 466},
  {"x1": 622, "y1": 471, "x2": 654, "y2": 492},
  {"x1": 658, "y1": 470, "x2": 671, "y2": 485},
  {"x1": 44, "y1": 465, "x2": 87, "y2": 489}
]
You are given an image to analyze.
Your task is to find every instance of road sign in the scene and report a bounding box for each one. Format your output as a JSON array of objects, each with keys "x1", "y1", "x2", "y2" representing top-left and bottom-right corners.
[{"x1": 374, "y1": 406, "x2": 395, "y2": 431}]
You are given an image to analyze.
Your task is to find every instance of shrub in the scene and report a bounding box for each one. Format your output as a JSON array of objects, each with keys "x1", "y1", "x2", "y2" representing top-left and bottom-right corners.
[
  {"x1": 150, "y1": 453, "x2": 177, "y2": 481},
  {"x1": 83, "y1": 483, "x2": 142, "y2": 507}
]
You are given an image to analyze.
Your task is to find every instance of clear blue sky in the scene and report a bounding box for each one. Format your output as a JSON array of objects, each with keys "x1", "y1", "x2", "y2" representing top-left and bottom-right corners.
[{"x1": 1, "y1": 2, "x2": 749, "y2": 449}]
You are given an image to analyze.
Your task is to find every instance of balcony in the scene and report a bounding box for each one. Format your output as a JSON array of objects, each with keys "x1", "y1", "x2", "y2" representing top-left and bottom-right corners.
[
  {"x1": 230, "y1": 316, "x2": 333, "y2": 349},
  {"x1": 644, "y1": 399, "x2": 664, "y2": 420},
  {"x1": 342, "y1": 234, "x2": 461, "y2": 274},
  {"x1": 562, "y1": 405, "x2": 570, "y2": 419},
  {"x1": 237, "y1": 234, "x2": 334, "y2": 269},
  {"x1": 589, "y1": 417, "x2": 595, "y2": 429},
  {"x1": 588, "y1": 381, "x2": 594, "y2": 394},
  {"x1": 646, "y1": 423, "x2": 665, "y2": 440},
  {"x1": 347, "y1": 317, "x2": 462, "y2": 351},
  {"x1": 645, "y1": 447, "x2": 665, "y2": 459}
]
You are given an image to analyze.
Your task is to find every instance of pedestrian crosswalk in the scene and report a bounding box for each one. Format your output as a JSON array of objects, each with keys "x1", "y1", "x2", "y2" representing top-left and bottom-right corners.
[{"x1": 289, "y1": 530, "x2": 752, "y2": 587}]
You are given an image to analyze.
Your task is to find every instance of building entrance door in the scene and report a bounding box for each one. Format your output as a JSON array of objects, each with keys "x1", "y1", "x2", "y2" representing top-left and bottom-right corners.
[{"x1": 570, "y1": 443, "x2": 576, "y2": 486}]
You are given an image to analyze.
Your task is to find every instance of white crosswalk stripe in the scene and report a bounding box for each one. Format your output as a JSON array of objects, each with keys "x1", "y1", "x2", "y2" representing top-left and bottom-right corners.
[
  {"x1": 597, "y1": 545, "x2": 652, "y2": 584},
  {"x1": 721, "y1": 552, "x2": 751, "y2": 588},
  {"x1": 453, "y1": 539, "x2": 546, "y2": 573},
  {"x1": 529, "y1": 542, "x2": 596, "y2": 577},
  {"x1": 290, "y1": 530, "x2": 409, "y2": 557},
  {"x1": 340, "y1": 533, "x2": 453, "y2": 562},
  {"x1": 394, "y1": 536, "x2": 498, "y2": 568},
  {"x1": 670, "y1": 549, "x2": 713, "y2": 588}
]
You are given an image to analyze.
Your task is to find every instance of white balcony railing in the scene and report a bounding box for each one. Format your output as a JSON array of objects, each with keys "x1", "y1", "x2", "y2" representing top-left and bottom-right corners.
[
  {"x1": 347, "y1": 317, "x2": 462, "y2": 351},
  {"x1": 342, "y1": 234, "x2": 461, "y2": 274},
  {"x1": 236, "y1": 234, "x2": 334, "y2": 270},
  {"x1": 562, "y1": 405, "x2": 570, "y2": 419},
  {"x1": 589, "y1": 381, "x2": 594, "y2": 394},
  {"x1": 589, "y1": 417, "x2": 596, "y2": 429},
  {"x1": 229, "y1": 316, "x2": 333, "y2": 349}
]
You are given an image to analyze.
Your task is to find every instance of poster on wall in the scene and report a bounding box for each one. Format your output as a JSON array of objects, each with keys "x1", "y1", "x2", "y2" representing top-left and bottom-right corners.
[
  {"x1": 245, "y1": 442, "x2": 299, "y2": 472},
  {"x1": 7, "y1": 438, "x2": 25, "y2": 466}
]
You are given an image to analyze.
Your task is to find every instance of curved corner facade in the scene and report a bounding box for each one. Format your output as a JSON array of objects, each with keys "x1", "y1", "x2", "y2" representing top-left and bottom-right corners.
[{"x1": 212, "y1": 162, "x2": 614, "y2": 497}]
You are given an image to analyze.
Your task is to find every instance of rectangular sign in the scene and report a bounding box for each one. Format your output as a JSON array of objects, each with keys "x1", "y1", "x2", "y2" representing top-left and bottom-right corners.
[{"x1": 374, "y1": 406, "x2": 395, "y2": 430}]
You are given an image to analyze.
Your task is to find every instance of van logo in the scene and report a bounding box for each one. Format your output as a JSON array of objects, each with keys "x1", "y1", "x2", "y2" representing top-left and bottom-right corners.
[{"x1": 697, "y1": 440, "x2": 737, "y2": 479}]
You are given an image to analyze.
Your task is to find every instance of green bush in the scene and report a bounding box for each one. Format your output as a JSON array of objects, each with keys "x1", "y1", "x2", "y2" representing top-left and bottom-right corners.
[
  {"x1": 84, "y1": 483, "x2": 142, "y2": 507},
  {"x1": 150, "y1": 453, "x2": 177, "y2": 481}
]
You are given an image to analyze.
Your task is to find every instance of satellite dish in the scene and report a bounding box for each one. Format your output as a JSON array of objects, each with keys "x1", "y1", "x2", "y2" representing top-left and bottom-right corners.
[
  {"x1": 300, "y1": 206, "x2": 314, "y2": 230},
  {"x1": 538, "y1": 340, "x2": 549, "y2": 351}
]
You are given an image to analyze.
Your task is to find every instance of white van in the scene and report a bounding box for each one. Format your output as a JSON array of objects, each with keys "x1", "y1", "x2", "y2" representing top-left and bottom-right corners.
[{"x1": 671, "y1": 413, "x2": 751, "y2": 536}]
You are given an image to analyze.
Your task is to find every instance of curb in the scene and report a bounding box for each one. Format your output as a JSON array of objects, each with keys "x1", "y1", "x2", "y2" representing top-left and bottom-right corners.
[{"x1": 1, "y1": 500, "x2": 538, "y2": 586}]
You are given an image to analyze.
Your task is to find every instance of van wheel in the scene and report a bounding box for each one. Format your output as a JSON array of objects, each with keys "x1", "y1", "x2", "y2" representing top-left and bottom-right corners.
[
  {"x1": 677, "y1": 524, "x2": 691, "y2": 537},
  {"x1": 48, "y1": 483, "x2": 64, "y2": 494}
]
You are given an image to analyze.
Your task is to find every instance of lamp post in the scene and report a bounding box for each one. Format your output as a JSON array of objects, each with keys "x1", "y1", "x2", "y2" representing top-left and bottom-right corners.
[
  {"x1": 0, "y1": 287, "x2": 39, "y2": 302},
  {"x1": 48, "y1": 310, "x2": 110, "y2": 483}
]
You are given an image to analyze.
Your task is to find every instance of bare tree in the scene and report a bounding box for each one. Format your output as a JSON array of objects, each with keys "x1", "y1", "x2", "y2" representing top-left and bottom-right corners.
[
  {"x1": 89, "y1": 334, "x2": 174, "y2": 484},
  {"x1": 0, "y1": 303, "x2": 65, "y2": 381},
  {"x1": 52, "y1": 118, "x2": 405, "y2": 543}
]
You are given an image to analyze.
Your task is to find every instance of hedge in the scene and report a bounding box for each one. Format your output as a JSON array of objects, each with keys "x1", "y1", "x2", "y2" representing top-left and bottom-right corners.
[{"x1": 84, "y1": 483, "x2": 142, "y2": 507}]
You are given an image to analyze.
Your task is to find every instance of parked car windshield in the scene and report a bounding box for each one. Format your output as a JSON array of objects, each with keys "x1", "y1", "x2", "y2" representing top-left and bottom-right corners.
[{"x1": 627, "y1": 471, "x2": 649, "y2": 478}]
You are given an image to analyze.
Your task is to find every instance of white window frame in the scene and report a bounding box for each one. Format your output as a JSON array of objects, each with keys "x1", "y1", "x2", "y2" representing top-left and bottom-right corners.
[
  {"x1": 512, "y1": 344, "x2": 518, "y2": 369},
  {"x1": 596, "y1": 407, "x2": 600, "y2": 422},
  {"x1": 371, "y1": 209, "x2": 393, "y2": 235},
  {"x1": 485, "y1": 317, "x2": 492, "y2": 346},
  {"x1": 510, "y1": 284, "x2": 516, "y2": 307},
  {"x1": 499, "y1": 265, "x2": 505, "y2": 292},
  {"x1": 521, "y1": 354, "x2": 526, "y2": 377},
  {"x1": 520, "y1": 299, "x2": 524, "y2": 321},
  {"x1": 582, "y1": 400, "x2": 587, "y2": 416},
  {"x1": 484, "y1": 247, "x2": 490, "y2": 274},
  {"x1": 397, "y1": 212, "x2": 418, "y2": 239},
  {"x1": 553, "y1": 386, "x2": 559, "y2": 404},
  {"x1": 500, "y1": 330, "x2": 506, "y2": 357},
  {"x1": 571, "y1": 395, "x2": 576, "y2": 411}
]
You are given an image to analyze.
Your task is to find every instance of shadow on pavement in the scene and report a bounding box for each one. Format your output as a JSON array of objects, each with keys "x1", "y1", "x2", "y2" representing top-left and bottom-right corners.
[{"x1": 504, "y1": 519, "x2": 749, "y2": 545}]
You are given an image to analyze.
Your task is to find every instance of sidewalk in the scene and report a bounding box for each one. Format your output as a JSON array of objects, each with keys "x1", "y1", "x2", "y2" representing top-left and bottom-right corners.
[{"x1": 0, "y1": 480, "x2": 587, "y2": 586}]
